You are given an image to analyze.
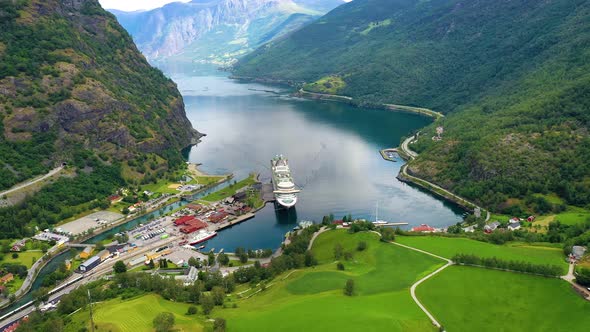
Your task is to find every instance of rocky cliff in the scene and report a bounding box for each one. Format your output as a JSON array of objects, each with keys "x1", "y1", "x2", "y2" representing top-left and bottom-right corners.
[{"x1": 0, "y1": 0, "x2": 200, "y2": 189}]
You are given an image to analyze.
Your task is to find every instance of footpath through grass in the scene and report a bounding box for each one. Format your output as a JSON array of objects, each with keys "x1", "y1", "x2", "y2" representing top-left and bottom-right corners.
[
  {"x1": 396, "y1": 236, "x2": 568, "y2": 273},
  {"x1": 220, "y1": 230, "x2": 443, "y2": 331},
  {"x1": 417, "y1": 266, "x2": 590, "y2": 332}
]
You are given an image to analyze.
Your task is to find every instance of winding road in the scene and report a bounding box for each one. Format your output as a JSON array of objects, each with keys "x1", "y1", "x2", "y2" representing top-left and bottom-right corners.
[
  {"x1": 399, "y1": 136, "x2": 490, "y2": 222},
  {"x1": 0, "y1": 166, "x2": 64, "y2": 198}
]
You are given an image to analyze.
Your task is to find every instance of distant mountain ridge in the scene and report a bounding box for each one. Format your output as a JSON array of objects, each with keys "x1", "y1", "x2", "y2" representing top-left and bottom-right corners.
[{"x1": 109, "y1": 0, "x2": 344, "y2": 67}]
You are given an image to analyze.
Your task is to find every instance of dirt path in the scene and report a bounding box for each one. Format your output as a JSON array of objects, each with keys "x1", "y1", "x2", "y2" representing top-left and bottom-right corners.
[
  {"x1": 390, "y1": 240, "x2": 451, "y2": 329},
  {"x1": 0, "y1": 166, "x2": 63, "y2": 198}
]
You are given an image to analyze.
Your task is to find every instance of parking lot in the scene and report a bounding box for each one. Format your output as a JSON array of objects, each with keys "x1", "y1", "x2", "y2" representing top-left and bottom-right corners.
[{"x1": 57, "y1": 211, "x2": 124, "y2": 236}]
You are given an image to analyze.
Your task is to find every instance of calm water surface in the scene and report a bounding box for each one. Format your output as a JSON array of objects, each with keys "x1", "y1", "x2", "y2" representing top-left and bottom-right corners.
[{"x1": 174, "y1": 74, "x2": 464, "y2": 251}]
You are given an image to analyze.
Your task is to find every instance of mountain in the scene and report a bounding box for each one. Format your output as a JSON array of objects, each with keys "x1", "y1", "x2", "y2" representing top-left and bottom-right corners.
[
  {"x1": 234, "y1": 0, "x2": 590, "y2": 213},
  {"x1": 0, "y1": 0, "x2": 200, "y2": 190},
  {"x1": 109, "y1": 0, "x2": 345, "y2": 68}
]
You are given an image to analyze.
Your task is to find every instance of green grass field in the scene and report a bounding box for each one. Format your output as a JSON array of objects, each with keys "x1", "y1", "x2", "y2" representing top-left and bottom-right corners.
[
  {"x1": 417, "y1": 266, "x2": 590, "y2": 331},
  {"x1": 67, "y1": 294, "x2": 203, "y2": 332},
  {"x1": 219, "y1": 230, "x2": 443, "y2": 331},
  {"x1": 5, "y1": 250, "x2": 40, "y2": 268},
  {"x1": 396, "y1": 236, "x2": 567, "y2": 273}
]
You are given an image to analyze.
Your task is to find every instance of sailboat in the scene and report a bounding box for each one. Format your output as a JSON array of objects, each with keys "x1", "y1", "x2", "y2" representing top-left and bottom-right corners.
[{"x1": 372, "y1": 202, "x2": 389, "y2": 225}]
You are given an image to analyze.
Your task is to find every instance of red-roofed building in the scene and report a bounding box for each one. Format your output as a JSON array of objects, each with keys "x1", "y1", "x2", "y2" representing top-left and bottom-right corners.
[
  {"x1": 332, "y1": 220, "x2": 344, "y2": 225},
  {"x1": 209, "y1": 211, "x2": 228, "y2": 223},
  {"x1": 187, "y1": 204, "x2": 203, "y2": 212},
  {"x1": 527, "y1": 215, "x2": 536, "y2": 222},
  {"x1": 0, "y1": 273, "x2": 14, "y2": 284},
  {"x1": 180, "y1": 219, "x2": 208, "y2": 234},
  {"x1": 411, "y1": 224, "x2": 435, "y2": 233},
  {"x1": 108, "y1": 195, "x2": 122, "y2": 204},
  {"x1": 175, "y1": 215, "x2": 196, "y2": 226}
]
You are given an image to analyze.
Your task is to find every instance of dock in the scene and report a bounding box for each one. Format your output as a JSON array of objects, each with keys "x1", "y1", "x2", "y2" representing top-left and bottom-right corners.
[
  {"x1": 380, "y1": 148, "x2": 399, "y2": 162},
  {"x1": 378, "y1": 222, "x2": 409, "y2": 226},
  {"x1": 214, "y1": 212, "x2": 256, "y2": 232},
  {"x1": 261, "y1": 184, "x2": 275, "y2": 202}
]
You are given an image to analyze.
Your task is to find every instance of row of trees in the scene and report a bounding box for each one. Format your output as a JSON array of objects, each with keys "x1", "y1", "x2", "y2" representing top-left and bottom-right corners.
[{"x1": 452, "y1": 254, "x2": 563, "y2": 277}]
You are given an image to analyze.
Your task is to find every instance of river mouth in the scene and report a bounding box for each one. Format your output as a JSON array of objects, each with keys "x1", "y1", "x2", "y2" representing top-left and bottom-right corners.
[{"x1": 174, "y1": 73, "x2": 464, "y2": 250}]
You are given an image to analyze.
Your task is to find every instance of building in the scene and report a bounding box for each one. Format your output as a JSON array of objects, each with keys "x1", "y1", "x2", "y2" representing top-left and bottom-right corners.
[
  {"x1": 527, "y1": 215, "x2": 536, "y2": 222},
  {"x1": 174, "y1": 215, "x2": 196, "y2": 226},
  {"x1": 79, "y1": 256, "x2": 101, "y2": 272},
  {"x1": 186, "y1": 204, "x2": 203, "y2": 212},
  {"x1": 97, "y1": 249, "x2": 111, "y2": 262},
  {"x1": 462, "y1": 225, "x2": 476, "y2": 233},
  {"x1": 65, "y1": 259, "x2": 72, "y2": 271},
  {"x1": 507, "y1": 222, "x2": 521, "y2": 231},
  {"x1": 411, "y1": 224, "x2": 436, "y2": 233},
  {"x1": 79, "y1": 246, "x2": 94, "y2": 259},
  {"x1": 209, "y1": 211, "x2": 229, "y2": 223},
  {"x1": 184, "y1": 266, "x2": 198, "y2": 285},
  {"x1": 0, "y1": 273, "x2": 14, "y2": 284},
  {"x1": 484, "y1": 221, "x2": 501, "y2": 233},
  {"x1": 572, "y1": 246, "x2": 587, "y2": 261}
]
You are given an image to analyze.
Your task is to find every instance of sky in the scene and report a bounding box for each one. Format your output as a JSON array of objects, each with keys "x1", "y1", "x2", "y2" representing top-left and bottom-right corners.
[{"x1": 98, "y1": 0, "x2": 191, "y2": 11}]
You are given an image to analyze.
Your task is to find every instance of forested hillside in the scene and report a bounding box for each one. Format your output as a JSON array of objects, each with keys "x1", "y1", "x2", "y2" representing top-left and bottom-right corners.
[
  {"x1": 234, "y1": 0, "x2": 590, "y2": 212},
  {"x1": 0, "y1": 0, "x2": 200, "y2": 191}
]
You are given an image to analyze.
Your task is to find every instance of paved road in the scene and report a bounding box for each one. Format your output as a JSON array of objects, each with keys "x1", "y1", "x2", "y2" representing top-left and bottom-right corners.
[
  {"x1": 0, "y1": 166, "x2": 63, "y2": 197},
  {"x1": 399, "y1": 136, "x2": 490, "y2": 222},
  {"x1": 390, "y1": 241, "x2": 452, "y2": 329}
]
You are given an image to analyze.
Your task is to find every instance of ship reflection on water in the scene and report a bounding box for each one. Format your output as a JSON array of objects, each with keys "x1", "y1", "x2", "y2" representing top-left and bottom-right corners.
[{"x1": 274, "y1": 203, "x2": 298, "y2": 225}]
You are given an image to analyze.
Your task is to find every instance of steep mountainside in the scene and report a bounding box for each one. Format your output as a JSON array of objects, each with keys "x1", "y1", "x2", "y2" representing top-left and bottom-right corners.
[
  {"x1": 234, "y1": 0, "x2": 590, "y2": 212},
  {"x1": 0, "y1": 0, "x2": 200, "y2": 190},
  {"x1": 110, "y1": 0, "x2": 344, "y2": 67}
]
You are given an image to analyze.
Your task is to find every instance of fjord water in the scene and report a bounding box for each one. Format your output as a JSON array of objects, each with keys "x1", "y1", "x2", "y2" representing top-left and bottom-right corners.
[{"x1": 176, "y1": 74, "x2": 464, "y2": 251}]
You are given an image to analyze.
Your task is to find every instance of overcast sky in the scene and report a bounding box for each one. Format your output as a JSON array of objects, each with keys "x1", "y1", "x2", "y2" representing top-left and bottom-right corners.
[{"x1": 98, "y1": 0, "x2": 191, "y2": 11}]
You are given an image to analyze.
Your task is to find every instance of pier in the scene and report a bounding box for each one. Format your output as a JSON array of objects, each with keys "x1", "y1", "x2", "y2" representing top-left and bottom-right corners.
[
  {"x1": 261, "y1": 184, "x2": 275, "y2": 202},
  {"x1": 377, "y1": 222, "x2": 409, "y2": 227},
  {"x1": 380, "y1": 148, "x2": 399, "y2": 162}
]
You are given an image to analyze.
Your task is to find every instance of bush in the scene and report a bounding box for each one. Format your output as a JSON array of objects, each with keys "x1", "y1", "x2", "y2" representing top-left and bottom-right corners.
[
  {"x1": 336, "y1": 262, "x2": 345, "y2": 270},
  {"x1": 11, "y1": 253, "x2": 18, "y2": 259},
  {"x1": 186, "y1": 306, "x2": 197, "y2": 315},
  {"x1": 344, "y1": 279, "x2": 355, "y2": 296},
  {"x1": 214, "y1": 318, "x2": 226, "y2": 332},
  {"x1": 357, "y1": 241, "x2": 367, "y2": 251},
  {"x1": 152, "y1": 312, "x2": 175, "y2": 332}
]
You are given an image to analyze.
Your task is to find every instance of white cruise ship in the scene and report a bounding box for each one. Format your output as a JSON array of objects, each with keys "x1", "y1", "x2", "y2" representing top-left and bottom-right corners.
[{"x1": 271, "y1": 155, "x2": 300, "y2": 208}]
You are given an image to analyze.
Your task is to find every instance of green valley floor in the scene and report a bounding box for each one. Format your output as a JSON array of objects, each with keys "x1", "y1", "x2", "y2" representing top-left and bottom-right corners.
[{"x1": 66, "y1": 231, "x2": 589, "y2": 331}]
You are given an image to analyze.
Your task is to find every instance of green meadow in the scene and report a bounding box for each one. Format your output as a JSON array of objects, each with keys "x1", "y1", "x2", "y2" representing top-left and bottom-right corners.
[
  {"x1": 67, "y1": 294, "x2": 203, "y2": 332},
  {"x1": 70, "y1": 230, "x2": 442, "y2": 332},
  {"x1": 396, "y1": 236, "x2": 567, "y2": 273},
  {"x1": 417, "y1": 266, "x2": 590, "y2": 331}
]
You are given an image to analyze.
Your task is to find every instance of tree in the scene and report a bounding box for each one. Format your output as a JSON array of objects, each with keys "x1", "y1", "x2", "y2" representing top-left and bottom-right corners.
[
  {"x1": 380, "y1": 227, "x2": 396, "y2": 242},
  {"x1": 113, "y1": 260, "x2": 127, "y2": 274},
  {"x1": 357, "y1": 241, "x2": 367, "y2": 251},
  {"x1": 201, "y1": 294, "x2": 215, "y2": 315},
  {"x1": 11, "y1": 252, "x2": 18, "y2": 259},
  {"x1": 188, "y1": 256, "x2": 200, "y2": 267},
  {"x1": 333, "y1": 243, "x2": 343, "y2": 260},
  {"x1": 239, "y1": 252, "x2": 248, "y2": 264},
  {"x1": 344, "y1": 279, "x2": 355, "y2": 296},
  {"x1": 208, "y1": 251, "x2": 216, "y2": 266},
  {"x1": 214, "y1": 318, "x2": 227, "y2": 332},
  {"x1": 211, "y1": 286, "x2": 225, "y2": 305},
  {"x1": 152, "y1": 312, "x2": 175, "y2": 332},
  {"x1": 336, "y1": 262, "x2": 345, "y2": 270},
  {"x1": 186, "y1": 306, "x2": 198, "y2": 315},
  {"x1": 217, "y1": 253, "x2": 230, "y2": 266}
]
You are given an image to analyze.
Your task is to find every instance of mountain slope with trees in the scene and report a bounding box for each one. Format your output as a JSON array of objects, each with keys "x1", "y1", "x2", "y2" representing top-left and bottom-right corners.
[
  {"x1": 0, "y1": 0, "x2": 200, "y2": 191},
  {"x1": 234, "y1": 0, "x2": 590, "y2": 212}
]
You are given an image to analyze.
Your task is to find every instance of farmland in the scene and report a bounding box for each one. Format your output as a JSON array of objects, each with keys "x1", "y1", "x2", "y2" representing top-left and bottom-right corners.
[
  {"x1": 417, "y1": 266, "x2": 590, "y2": 331},
  {"x1": 395, "y1": 236, "x2": 567, "y2": 273}
]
